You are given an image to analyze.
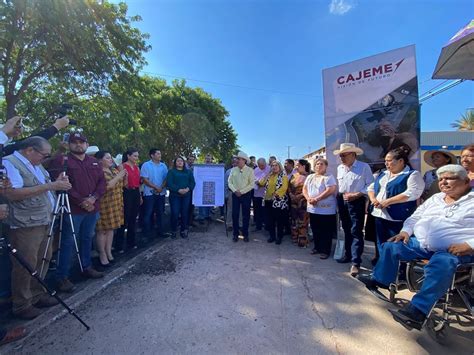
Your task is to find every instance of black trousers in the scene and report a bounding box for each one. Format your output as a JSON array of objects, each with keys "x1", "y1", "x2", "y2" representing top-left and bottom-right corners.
[
  {"x1": 115, "y1": 188, "x2": 141, "y2": 250},
  {"x1": 265, "y1": 200, "x2": 285, "y2": 241},
  {"x1": 310, "y1": 213, "x2": 337, "y2": 255},
  {"x1": 252, "y1": 196, "x2": 265, "y2": 229}
]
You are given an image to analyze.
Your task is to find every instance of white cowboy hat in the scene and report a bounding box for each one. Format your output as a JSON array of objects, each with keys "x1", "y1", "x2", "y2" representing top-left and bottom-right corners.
[
  {"x1": 113, "y1": 153, "x2": 123, "y2": 166},
  {"x1": 236, "y1": 151, "x2": 249, "y2": 162},
  {"x1": 423, "y1": 149, "x2": 457, "y2": 167},
  {"x1": 333, "y1": 143, "x2": 364, "y2": 156},
  {"x1": 86, "y1": 145, "x2": 99, "y2": 155}
]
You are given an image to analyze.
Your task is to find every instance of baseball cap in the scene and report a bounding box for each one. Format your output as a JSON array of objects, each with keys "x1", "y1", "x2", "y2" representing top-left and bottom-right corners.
[{"x1": 68, "y1": 132, "x2": 88, "y2": 143}]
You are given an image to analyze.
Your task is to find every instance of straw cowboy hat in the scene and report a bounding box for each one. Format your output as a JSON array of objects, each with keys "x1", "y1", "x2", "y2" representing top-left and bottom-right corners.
[
  {"x1": 236, "y1": 151, "x2": 249, "y2": 162},
  {"x1": 333, "y1": 143, "x2": 364, "y2": 156},
  {"x1": 85, "y1": 145, "x2": 99, "y2": 155},
  {"x1": 423, "y1": 149, "x2": 457, "y2": 167}
]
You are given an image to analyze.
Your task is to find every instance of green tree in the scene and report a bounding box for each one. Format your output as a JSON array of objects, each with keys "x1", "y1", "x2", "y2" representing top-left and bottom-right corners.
[
  {"x1": 451, "y1": 110, "x2": 474, "y2": 131},
  {"x1": 0, "y1": 0, "x2": 149, "y2": 118}
]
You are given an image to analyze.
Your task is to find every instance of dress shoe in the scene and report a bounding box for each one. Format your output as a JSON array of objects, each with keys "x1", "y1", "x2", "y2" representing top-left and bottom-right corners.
[
  {"x1": 390, "y1": 304, "x2": 426, "y2": 331},
  {"x1": 0, "y1": 326, "x2": 27, "y2": 346},
  {"x1": 267, "y1": 237, "x2": 275, "y2": 243},
  {"x1": 275, "y1": 238, "x2": 282, "y2": 245},
  {"x1": 350, "y1": 265, "x2": 360, "y2": 277},
  {"x1": 56, "y1": 278, "x2": 75, "y2": 293},
  {"x1": 336, "y1": 256, "x2": 351, "y2": 264},
  {"x1": 82, "y1": 267, "x2": 104, "y2": 279},
  {"x1": 34, "y1": 294, "x2": 59, "y2": 308},
  {"x1": 232, "y1": 236, "x2": 238, "y2": 242},
  {"x1": 357, "y1": 274, "x2": 389, "y2": 290},
  {"x1": 13, "y1": 306, "x2": 42, "y2": 320}
]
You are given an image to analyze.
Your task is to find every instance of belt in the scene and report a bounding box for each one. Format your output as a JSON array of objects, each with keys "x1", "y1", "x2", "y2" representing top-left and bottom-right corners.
[{"x1": 124, "y1": 187, "x2": 140, "y2": 190}]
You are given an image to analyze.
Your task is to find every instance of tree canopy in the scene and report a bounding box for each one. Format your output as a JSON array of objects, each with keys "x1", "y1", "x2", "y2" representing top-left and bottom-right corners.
[
  {"x1": 0, "y1": 0, "x2": 239, "y2": 163},
  {"x1": 1, "y1": 0, "x2": 150, "y2": 118},
  {"x1": 451, "y1": 109, "x2": 474, "y2": 131}
]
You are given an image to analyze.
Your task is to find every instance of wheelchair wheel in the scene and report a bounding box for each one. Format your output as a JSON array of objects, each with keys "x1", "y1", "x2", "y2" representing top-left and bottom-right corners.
[{"x1": 426, "y1": 317, "x2": 452, "y2": 346}]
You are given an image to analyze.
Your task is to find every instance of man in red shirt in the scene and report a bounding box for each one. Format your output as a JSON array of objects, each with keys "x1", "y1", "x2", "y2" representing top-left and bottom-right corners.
[{"x1": 49, "y1": 132, "x2": 106, "y2": 292}]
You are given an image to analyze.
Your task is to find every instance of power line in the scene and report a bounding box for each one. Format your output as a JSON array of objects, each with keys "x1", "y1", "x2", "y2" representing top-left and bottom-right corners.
[
  {"x1": 141, "y1": 71, "x2": 322, "y2": 98},
  {"x1": 420, "y1": 79, "x2": 464, "y2": 102}
]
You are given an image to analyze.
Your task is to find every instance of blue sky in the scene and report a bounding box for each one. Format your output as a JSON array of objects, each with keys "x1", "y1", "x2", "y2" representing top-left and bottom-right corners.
[{"x1": 122, "y1": 0, "x2": 473, "y2": 161}]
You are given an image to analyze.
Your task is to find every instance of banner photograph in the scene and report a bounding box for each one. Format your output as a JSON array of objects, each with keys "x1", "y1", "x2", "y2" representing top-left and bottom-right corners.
[{"x1": 323, "y1": 45, "x2": 420, "y2": 172}]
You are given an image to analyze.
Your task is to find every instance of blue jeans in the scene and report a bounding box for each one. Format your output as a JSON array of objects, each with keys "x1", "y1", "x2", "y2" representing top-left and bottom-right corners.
[
  {"x1": 169, "y1": 194, "x2": 191, "y2": 232},
  {"x1": 197, "y1": 206, "x2": 211, "y2": 220},
  {"x1": 337, "y1": 194, "x2": 365, "y2": 265},
  {"x1": 374, "y1": 217, "x2": 404, "y2": 252},
  {"x1": 143, "y1": 194, "x2": 165, "y2": 237},
  {"x1": 232, "y1": 191, "x2": 251, "y2": 237},
  {"x1": 56, "y1": 212, "x2": 99, "y2": 280},
  {"x1": 373, "y1": 237, "x2": 474, "y2": 315}
]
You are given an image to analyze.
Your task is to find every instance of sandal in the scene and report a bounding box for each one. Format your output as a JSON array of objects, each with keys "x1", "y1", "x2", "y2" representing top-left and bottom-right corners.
[
  {"x1": 320, "y1": 254, "x2": 329, "y2": 259},
  {"x1": 0, "y1": 327, "x2": 27, "y2": 346},
  {"x1": 310, "y1": 249, "x2": 319, "y2": 255}
]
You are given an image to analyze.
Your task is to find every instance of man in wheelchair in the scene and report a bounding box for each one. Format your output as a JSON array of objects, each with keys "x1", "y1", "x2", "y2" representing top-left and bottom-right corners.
[{"x1": 359, "y1": 164, "x2": 474, "y2": 330}]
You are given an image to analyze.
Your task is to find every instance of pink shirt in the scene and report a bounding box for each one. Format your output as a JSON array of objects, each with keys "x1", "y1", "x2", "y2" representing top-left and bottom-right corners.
[{"x1": 254, "y1": 165, "x2": 271, "y2": 198}]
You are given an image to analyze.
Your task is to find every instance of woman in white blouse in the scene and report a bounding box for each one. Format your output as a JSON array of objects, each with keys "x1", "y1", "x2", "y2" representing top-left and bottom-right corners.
[
  {"x1": 368, "y1": 147, "x2": 424, "y2": 256},
  {"x1": 303, "y1": 158, "x2": 337, "y2": 259}
]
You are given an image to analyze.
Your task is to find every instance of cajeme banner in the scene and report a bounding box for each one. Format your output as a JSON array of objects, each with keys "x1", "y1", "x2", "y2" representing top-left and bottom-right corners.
[{"x1": 322, "y1": 45, "x2": 420, "y2": 172}]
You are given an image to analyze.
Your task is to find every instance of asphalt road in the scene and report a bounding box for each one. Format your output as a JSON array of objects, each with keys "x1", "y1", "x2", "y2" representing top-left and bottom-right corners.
[{"x1": 6, "y1": 223, "x2": 474, "y2": 354}]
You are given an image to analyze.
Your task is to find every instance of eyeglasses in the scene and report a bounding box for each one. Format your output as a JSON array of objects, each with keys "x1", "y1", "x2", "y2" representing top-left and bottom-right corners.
[
  {"x1": 445, "y1": 204, "x2": 459, "y2": 218},
  {"x1": 339, "y1": 153, "x2": 352, "y2": 158},
  {"x1": 33, "y1": 148, "x2": 51, "y2": 159}
]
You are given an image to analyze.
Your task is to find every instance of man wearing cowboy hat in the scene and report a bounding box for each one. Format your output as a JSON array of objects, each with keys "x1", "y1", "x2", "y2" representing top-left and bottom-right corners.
[
  {"x1": 334, "y1": 143, "x2": 374, "y2": 276},
  {"x1": 422, "y1": 149, "x2": 457, "y2": 200},
  {"x1": 228, "y1": 151, "x2": 255, "y2": 242}
]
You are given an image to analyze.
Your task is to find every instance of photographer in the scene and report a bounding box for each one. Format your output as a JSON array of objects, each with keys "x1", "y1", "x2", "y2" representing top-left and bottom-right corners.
[
  {"x1": 2, "y1": 116, "x2": 70, "y2": 157},
  {"x1": 2, "y1": 136, "x2": 72, "y2": 320}
]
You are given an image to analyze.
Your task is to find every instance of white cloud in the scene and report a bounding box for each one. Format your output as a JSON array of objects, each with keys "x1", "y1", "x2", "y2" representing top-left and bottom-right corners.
[{"x1": 329, "y1": 0, "x2": 356, "y2": 15}]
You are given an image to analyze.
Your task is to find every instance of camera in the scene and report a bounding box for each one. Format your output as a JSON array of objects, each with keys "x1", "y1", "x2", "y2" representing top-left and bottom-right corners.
[{"x1": 54, "y1": 103, "x2": 77, "y2": 125}]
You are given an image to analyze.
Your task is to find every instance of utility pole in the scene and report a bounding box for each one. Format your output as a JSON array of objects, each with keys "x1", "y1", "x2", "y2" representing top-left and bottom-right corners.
[{"x1": 286, "y1": 146, "x2": 291, "y2": 159}]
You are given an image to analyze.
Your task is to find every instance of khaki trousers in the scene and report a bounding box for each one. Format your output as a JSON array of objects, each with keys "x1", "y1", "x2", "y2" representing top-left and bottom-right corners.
[{"x1": 9, "y1": 225, "x2": 50, "y2": 312}]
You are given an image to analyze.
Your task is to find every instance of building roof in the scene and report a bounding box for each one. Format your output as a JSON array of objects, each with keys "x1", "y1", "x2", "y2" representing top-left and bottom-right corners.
[{"x1": 421, "y1": 131, "x2": 474, "y2": 150}]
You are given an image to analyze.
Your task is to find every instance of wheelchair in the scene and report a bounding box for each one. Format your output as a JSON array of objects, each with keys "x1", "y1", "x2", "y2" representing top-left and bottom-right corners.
[{"x1": 388, "y1": 260, "x2": 474, "y2": 344}]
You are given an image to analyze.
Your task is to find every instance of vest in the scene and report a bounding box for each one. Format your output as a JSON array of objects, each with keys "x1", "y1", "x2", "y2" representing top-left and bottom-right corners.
[
  {"x1": 4, "y1": 154, "x2": 53, "y2": 228},
  {"x1": 374, "y1": 169, "x2": 417, "y2": 221}
]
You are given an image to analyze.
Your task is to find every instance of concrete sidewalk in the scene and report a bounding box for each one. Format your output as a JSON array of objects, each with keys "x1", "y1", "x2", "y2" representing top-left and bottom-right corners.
[{"x1": 3, "y1": 223, "x2": 473, "y2": 354}]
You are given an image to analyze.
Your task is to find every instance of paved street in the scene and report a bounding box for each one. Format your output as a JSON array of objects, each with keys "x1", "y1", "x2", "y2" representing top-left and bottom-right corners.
[{"x1": 6, "y1": 224, "x2": 474, "y2": 354}]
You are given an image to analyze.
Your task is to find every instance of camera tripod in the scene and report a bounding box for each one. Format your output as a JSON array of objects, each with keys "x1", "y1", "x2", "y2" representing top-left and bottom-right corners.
[
  {"x1": 40, "y1": 190, "x2": 83, "y2": 276},
  {"x1": 0, "y1": 236, "x2": 90, "y2": 330}
]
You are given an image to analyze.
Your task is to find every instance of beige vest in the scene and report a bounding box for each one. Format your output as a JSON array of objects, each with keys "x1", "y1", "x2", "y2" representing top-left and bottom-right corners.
[{"x1": 4, "y1": 154, "x2": 53, "y2": 228}]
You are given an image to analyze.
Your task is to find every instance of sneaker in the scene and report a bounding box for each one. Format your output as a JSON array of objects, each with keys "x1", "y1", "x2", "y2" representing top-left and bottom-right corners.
[
  {"x1": 34, "y1": 294, "x2": 59, "y2": 308},
  {"x1": 56, "y1": 278, "x2": 75, "y2": 293},
  {"x1": 13, "y1": 306, "x2": 42, "y2": 320},
  {"x1": 81, "y1": 267, "x2": 104, "y2": 279}
]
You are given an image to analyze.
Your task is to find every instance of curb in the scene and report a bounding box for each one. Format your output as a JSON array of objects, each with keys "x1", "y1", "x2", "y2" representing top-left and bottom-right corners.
[{"x1": 1, "y1": 242, "x2": 168, "y2": 354}]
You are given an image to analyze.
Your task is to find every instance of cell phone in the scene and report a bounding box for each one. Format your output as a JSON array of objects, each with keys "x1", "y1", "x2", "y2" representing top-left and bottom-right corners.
[{"x1": 62, "y1": 132, "x2": 70, "y2": 142}]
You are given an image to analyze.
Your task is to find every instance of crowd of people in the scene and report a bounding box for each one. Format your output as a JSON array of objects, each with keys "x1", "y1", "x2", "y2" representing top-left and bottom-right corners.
[{"x1": 0, "y1": 112, "x2": 473, "y2": 345}]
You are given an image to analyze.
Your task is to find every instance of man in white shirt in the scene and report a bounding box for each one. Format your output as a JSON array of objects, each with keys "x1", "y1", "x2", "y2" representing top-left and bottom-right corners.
[
  {"x1": 359, "y1": 164, "x2": 474, "y2": 330},
  {"x1": 334, "y1": 143, "x2": 374, "y2": 276}
]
